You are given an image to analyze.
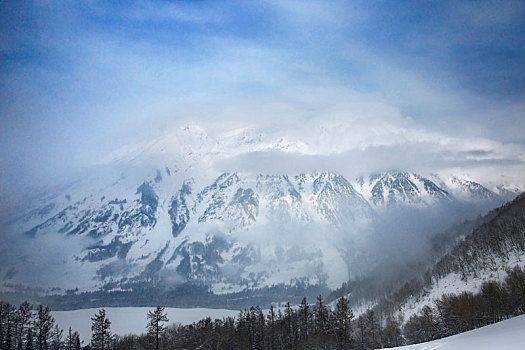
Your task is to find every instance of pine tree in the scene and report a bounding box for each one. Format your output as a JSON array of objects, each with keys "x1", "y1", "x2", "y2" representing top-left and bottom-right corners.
[
  {"x1": 65, "y1": 328, "x2": 73, "y2": 350},
  {"x1": 248, "y1": 307, "x2": 257, "y2": 348},
  {"x1": 50, "y1": 325, "x2": 62, "y2": 350},
  {"x1": 64, "y1": 328, "x2": 80, "y2": 350},
  {"x1": 358, "y1": 316, "x2": 365, "y2": 350},
  {"x1": 266, "y1": 305, "x2": 277, "y2": 350},
  {"x1": 73, "y1": 334, "x2": 81, "y2": 350},
  {"x1": 35, "y1": 305, "x2": 54, "y2": 350},
  {"x1": 255, "y1": 306, "x2": 265, "y2": 350},
  {"x1": 0, "y1": 302, "x2": 16, "y2": 350},
  {"x1": 6, "y1": 314, "x2": 13, "y2": 350},
  {"x1": 24, "y1": 328, "x2": 33, "y2": 350},
  {"x1": 0, "y1": 302, "x2": 6, "y2": 350},
  {"x1": 91, "y1": 309, "x2": 111, "y2": 350},
  {"x1": 146, "y1": 306, "x2": 168, "y2": 350},
  {"x1": 298, "y1": 297, "x2": 310, "y2": 340},
  {"x1": 363, "y1": 309, "x2": 380, "y2": 349},
  {"x1": 314, "y1": 295, "x2": 329, "y2": 334},
  {"x1": 17, "y1": 302, "x2": 33, "y2": 350},
  {"x1": 333, "y1": 296, "x2": 353, "y2": 349},
  {"x1": 284, "y1": 302, "x2": 295, "y2": 349}
]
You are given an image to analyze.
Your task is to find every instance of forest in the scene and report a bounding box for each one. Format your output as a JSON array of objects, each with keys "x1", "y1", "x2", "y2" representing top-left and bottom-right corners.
[{"x1": 1, "y1": 264, "x2": 524, "y2": 349}]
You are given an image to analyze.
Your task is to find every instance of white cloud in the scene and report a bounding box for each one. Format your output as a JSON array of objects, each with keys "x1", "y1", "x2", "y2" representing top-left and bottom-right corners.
[
  {"x1": 101, "y1": 90, "x2": 525, "y2": 189},
  {"x1": 1, "y1": 0, "x2": 524, "y2": 206}
]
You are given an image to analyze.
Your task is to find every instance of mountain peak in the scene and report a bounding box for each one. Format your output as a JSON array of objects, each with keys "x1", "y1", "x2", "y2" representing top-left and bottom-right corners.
[
  {"x1": 445, "y1": 176, "x2": 498, "y2": 201},
  {"x1": 356, "y1": 171, "x2": 450, "y2": 207}
]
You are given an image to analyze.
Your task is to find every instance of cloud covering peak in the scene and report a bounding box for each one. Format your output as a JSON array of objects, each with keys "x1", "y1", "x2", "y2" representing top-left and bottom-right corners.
[{"x1": 1, "y1": 0, "x2": 524, "y2": 206}]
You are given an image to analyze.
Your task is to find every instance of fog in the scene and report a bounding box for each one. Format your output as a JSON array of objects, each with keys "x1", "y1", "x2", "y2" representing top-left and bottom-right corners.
[
  {"x1": 1, "y1": 1, "x2": 524, "y2": 207},
  {"x1": 1, "y1": 0, "x2": 524, "y2": 298}
]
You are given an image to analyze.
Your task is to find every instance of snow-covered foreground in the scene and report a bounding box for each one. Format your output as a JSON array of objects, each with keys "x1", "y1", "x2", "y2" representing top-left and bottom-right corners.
[
  {"x1": 390, "y1": 314, "x2": 525, "y2": 350},
  {"x1": 52, "y1": 307, "x2": 240, "y2": 342}
]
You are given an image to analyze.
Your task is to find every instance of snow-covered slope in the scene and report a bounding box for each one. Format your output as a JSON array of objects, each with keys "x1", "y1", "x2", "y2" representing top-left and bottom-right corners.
[
  {"x1": 354, "y1": 171, "x2": 451, "y2": 208},
  {"x1": 390, "y1": 314, "x2": 525, "y2": 350},
  {"x1": 0, "y1": 124, "x2": 516, "y2": 297},
  {"x1": 1, "y1": 168, "x2": 376, "y2": 294},
  {"x1": 351, "y1": 192, "x2": 525, "y2": 328},
  {"x1": 439, "y1": 176, "x2": 498, "y2": 201}
]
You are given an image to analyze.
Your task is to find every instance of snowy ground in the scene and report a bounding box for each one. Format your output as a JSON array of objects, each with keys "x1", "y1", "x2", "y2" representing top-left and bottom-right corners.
[
  {"x1": 399, "y1": 253, "x2": 525, "y2": 321},
  {"x1": 389, "y1": 314, "x2": 525, "y2": 350},
  {"x1": 52, "y1": 307, "x2": 240, "y2": 343}
]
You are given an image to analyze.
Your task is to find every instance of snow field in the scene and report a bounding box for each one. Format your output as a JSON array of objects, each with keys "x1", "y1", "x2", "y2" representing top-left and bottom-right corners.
[{"x1": 388, "y1": 314, "x2": 525, "y2": 350}]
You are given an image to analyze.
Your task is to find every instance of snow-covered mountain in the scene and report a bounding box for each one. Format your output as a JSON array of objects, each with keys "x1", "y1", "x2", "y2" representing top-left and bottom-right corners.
[
  {"x1": 354, "y1": 171, "x2": 451, "y2": 207},
  {"x1": 0, "y1": 124, "x2": 517, "y2": 298},
  {"x1": 440, "y1": 176, "x2": 498, "y2": 201},
  {"x1": 1, "y1": 168, "x2": 376, "y2": 294}
]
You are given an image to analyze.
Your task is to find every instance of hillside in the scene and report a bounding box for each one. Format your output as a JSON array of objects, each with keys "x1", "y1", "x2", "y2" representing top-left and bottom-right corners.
[
  {"x1": 334, "y1": 192, "x2": 525, "y2": 346},
  {"x1": 390, "y1": 314, "x2": 525, "y2": 350}
]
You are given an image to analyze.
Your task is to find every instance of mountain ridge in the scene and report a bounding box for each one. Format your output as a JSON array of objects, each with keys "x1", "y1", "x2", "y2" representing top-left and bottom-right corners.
[{"x1": 1, "y1": 163, "x2": 512, "y2": 298}]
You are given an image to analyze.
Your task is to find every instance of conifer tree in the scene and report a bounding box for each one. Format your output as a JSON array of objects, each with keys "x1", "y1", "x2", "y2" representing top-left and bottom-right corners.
[
  {"x1": 314, "y1": 295, "x2": 329, "y2": 334},
  {"x1": 258, "y1": 307, "x2": 266, "y2": 349},
  {"x1": 64, "y1": 328, "x2": 80, "y2": 350},
  {"x1": 266, "y1": 305, "x2": 277, "y2": 350},
  {"x1": 284, "y1": 302, "x2": 295, "y2": 349},
  {"x1": 50, "y1": 325, "x2": 62, "y2": 350},
  {"x1": 0, "y1": 302, "x2": 6, "y2": 350},
  {"x1": 65, "y1": 328, "x2": 73, "y2": 350},
  {"x1": 333, "y1": 296, "x2": 353, "y2": 349},
  {"x1": 24, "y1": 328, "x2": 33, "y2": 350},
  {"x1": 5, "y1": 315, "x2": 13, "y2": 350},
  {"x1": 91, "y1": 309, "x2": 111, "y2": 350},
  {"x1": 0, "y1": 302, "x2": 16, "y2": 350},
  {"x1": 146, "y1": 306, "x2": 168, "y2": 350},
  {"x1": 298, "y1": 297, "x2": 310, "y2": 340},
  {"x1": 17, "y1": 302, "x2": 33, "y2": 350},
  {"x1": 363, "y1": 309, "x2": 380, "y2": 349},
  {"x1": 35, "y1": 305, "x2": 54, "y2": 350},
  {"x1": 73, "y1": 334, "x2": 81, "y2": 350}
]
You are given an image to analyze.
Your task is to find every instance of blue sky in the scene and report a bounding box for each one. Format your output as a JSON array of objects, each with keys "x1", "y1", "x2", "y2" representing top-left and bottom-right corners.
[{"x1": 1, "y1": 0, "x2": 524, "y2": 198}]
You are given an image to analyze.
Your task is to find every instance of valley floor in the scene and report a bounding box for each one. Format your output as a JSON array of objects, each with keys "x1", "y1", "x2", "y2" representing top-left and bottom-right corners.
[
  {"x1": 52, "y1": 307, "x2": 240, "y2": 342},
  {"x1": 389, "y1": 314, "x2": 525, "y2": 350}
]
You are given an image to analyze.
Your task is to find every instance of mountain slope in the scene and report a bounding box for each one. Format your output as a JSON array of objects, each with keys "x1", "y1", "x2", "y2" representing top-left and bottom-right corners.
[
  {"x1": 1, "y1": 168, "x2": 378, "y2": 294},
  {"x1": 0, "y1": 124, "x2": 516, "y2": 302},
  {"x1": 349, "y1": 192, "x2": 525, "y2": 324},
  {"x1": 355, "y1": 171, "x2": 451, "y2": 207}
]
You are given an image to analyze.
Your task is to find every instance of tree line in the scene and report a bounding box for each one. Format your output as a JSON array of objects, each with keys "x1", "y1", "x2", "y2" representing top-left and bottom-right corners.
[
  {"x1": 1, "y1": 296, "x2": 399, "y2": 350},
  {"x1": 0, "y1": 301, "x2": 81, "y2": 350},
  {"x1": 109, "y1": 296, "x2": 401, "y2": 350},
  {"x1": 2, "y1": 263, "x2": 524, "y2": 350},
  {"x1": 111, "y1": 266, "x2": 525, "y2": 349},
  {"x1": 404, "y1": 264, "x2": 525, "y2": 344}
]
